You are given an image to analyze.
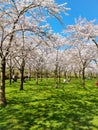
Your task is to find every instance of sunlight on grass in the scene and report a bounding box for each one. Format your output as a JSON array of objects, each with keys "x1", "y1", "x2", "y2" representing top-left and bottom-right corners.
[{"x1": 0, "y1": 78, "x2": 98, "y2": 130}]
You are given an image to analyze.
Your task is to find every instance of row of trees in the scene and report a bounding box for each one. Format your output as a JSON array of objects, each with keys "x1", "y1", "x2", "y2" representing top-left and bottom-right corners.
[
  {"x1": 0, "y1": 1, "x2": 98, "y2": 106},
  {"x1": 1, "y1": 19, "x2": 98, "y2": 104},
  {"x1": 0, "y1": 0, "x2": 69, "y2": 106}
]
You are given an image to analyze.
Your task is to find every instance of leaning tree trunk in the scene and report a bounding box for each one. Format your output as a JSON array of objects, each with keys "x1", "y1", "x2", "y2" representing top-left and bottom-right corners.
[
  {"x1": 20, "y1": 59, "x2": 25, "y2": 90},
  {"x1": 0, "y1": 57, "x2": 7, "y2": 106}
]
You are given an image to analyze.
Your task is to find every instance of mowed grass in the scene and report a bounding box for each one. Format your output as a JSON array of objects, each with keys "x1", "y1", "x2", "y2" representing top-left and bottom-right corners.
[{"x1": 0, "y1": 78, "x2": 98, "y2": 130}]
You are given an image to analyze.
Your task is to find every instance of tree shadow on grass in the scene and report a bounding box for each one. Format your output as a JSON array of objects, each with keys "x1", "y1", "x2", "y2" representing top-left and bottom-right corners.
[{"x1": 0, "y1": 88, "x2": 98, "y2": 130}]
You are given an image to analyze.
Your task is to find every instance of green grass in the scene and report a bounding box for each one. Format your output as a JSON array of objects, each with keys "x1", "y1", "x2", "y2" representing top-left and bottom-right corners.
[{"x1": 0, "y1": 78, "x2": 98, "y2": 130}]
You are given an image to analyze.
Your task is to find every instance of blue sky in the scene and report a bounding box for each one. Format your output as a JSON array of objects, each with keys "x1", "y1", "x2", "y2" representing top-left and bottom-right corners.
[{"x1": 48, "y1": 0, "x2": 98, "y2": 33}]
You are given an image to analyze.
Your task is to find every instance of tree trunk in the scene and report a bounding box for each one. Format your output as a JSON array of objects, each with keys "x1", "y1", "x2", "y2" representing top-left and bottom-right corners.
[
  {"x1": 20, "y1": 60, "x2": 25, "y2": 90},
  {"x1": 0, "y1": 57, "x2": 7, "y2": 106},
  {"x1": 96, "y1": 73, "x2": 98, "y2": 80},
  {"x1": 78, "y1": 70, "x2": 81, "y2": 78},
  {"x1": 54, "y1": 50, "x2": 59, "y2": 88},
  {"x1": 36, "y1": 70, "x2": 39, "y2": 85},
  {"x1": 64, "y1": 71, "x2": 67, "y2": 79},
  {"x1": 68, "y1": 72, "x2": 72, "y2": 79},
  {"x1": 29, "y1": 67, "x2": 32, "y2": 80},
  {"x1": 82, "y1": 68, "x2": 85, "y2": 88},
  {"x1": 58, "y1": 67, "x2": 61, "y2": 83},
  {"x1": 40, "y1": 67, "x2": 43, "y2": 81},
  {"x1": 74, "y1": 71, "x2": 78, "y2": 78},
  {"x1": 20, "y1": 70, "x2": 24, "y2": 90},
  {"x1": 9, "y1": 65, "x2": 12, "y2": 85},
  {"x1": 45, "y1": 70, "x2": 48, "y2": 78},
  {"x1": 90, "y1": 72, "x2": 93, "y2": 79},
  {"x1": 9, "y1": 56, "x2": 13, "y2": 85},
  {"x1": 54, "y1": 64, "x2": 59, "y2": 88}
]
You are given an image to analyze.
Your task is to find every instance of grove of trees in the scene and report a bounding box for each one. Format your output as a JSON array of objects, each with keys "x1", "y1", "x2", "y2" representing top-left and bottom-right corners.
[{"x1": 0, "y1": 1, "x2": 98, "y2": 106}]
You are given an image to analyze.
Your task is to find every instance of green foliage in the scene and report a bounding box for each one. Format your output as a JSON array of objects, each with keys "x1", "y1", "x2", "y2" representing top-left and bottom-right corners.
[{"x1": 0, "y1": 78, "x2": 98, "y2": 130}]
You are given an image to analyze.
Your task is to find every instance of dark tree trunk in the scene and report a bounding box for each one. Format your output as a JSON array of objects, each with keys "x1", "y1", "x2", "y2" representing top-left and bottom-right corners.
[
  {"x1": 92, "y1": 39, "x2": 98, "y2": 49},
  {"x1": 0, "y1": 57, "x2": 7, "y2": 106},
  {"x1": 20, "y1": 70, "x2": 24, "y2": 90},
  {"x1": 90, "y1": 72, "x2": 93, "y2": 79},
  {"x1": 82, "y1": 68, "x2": 85, "y2": 88},
  {"x1": 64, "y1": 71, "x2": 67, "y2": 79},
  {"x1": 20, "y1": 60, "x2": 25, "y2": 90}
]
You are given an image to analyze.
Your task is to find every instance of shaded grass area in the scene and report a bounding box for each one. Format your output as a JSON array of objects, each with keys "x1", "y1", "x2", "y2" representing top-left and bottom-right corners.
[{"x1": 0, "y1": 78, "x2": 98, "y2": 130}]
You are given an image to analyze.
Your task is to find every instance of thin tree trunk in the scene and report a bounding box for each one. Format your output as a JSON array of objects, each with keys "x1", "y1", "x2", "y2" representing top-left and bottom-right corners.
[
  {"x1": 9, "y1": 55, "x2": 13, "y2": 85},
  {"x1": 29, "y1": 67, "x2": 32, "y2": 80},
  {"x1": 74, "y1": 71, "x2": 78, "y2": 78},
  {"x1": 45, "y1": 70, "x2": 48, "y2": 78},
  {"x1": 68, "y1": 72, "x2": 72, "y2": 79},
  {"x1": 20, "y1": 29, "x2": 26, "y2": 90},
  {"x1": 40, "y1": 67, "x2": 43, "y2": 81},
  {"x1": 64, "y1": 71, "x2": 67, "y2": 79},
  {"x1": 20, "y1": 60, "x2": 25, "y2": 90},
  {"x1": 58, "y1": 67, "x2": 61, "y2": 83},
  {"x1": 79, "y1": 70, "x2": 81, "y2": 78},
  {"x1": 90, "y1": 72, "x2": 93, "y2": 79},
  {"x1": 36, "y1": 70, "x2": 39, "y2": 85},
  {"x1": 9, "y1": 65, "x2": 12, "y2": 85},
  {"x1": 54, "y1": 50, "x2": 59, "y2": 88},
  {"x1": 0, "y1": 57, "x2": 7, "y2": 106},
  {"x1": 54, "y1": 64, "x2": 59, "y2": 88},
  {"x1": 82, "y1": 68, "x2": 85, "y2": 88},
  {"x1": 96, "y1": 73, "x2": 98, "y2": 80},
  {"x1": 20, "y1": 70, "x2": 24, "y2": 90}
]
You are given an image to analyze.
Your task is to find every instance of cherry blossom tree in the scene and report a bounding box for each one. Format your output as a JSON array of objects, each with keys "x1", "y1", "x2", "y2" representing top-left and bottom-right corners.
[
  {"x1": 49, "y1": 34, "x2": 66, "y2": 87},
  {"x1": 64, "y1": 17, "x2": 98, "y2": 48},
  {"x1": 0, "y1": 0, "x2": 70, "y2": 105},
  {"x1": 63, "y1": 17, "x2": 98, "y2": 87},
  {"x1": 70, "y1": 43, "x2": 96, "y2": 87}
]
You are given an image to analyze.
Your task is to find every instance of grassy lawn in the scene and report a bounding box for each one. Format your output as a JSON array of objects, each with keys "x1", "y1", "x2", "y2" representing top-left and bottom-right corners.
[{"x1": 0, "y1": 78, "x2": 98, "y2": 130}]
